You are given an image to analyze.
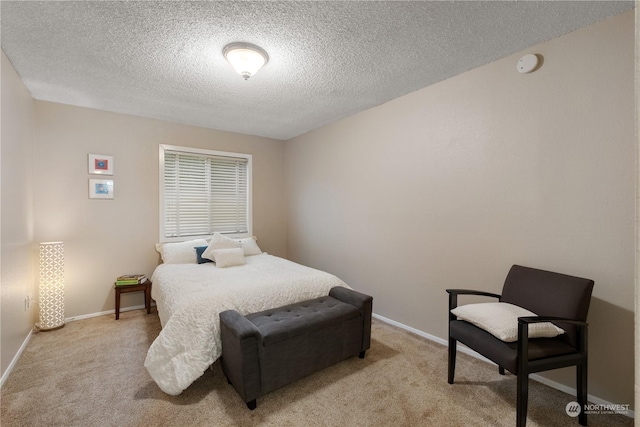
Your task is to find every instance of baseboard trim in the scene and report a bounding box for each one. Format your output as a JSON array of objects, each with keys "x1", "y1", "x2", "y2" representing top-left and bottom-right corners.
[
  {"x1": 372, "y1": 313, "x2": 634, "y2": 419},
  {"x1": 64, "y1": 303, "x2": 155, "y2": 323},
  {"x1": 0, "y1": 328, "x2": 33, "y2": 388}
]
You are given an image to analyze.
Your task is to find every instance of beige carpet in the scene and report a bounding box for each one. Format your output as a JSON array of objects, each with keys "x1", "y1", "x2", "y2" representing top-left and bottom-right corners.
[{"x1": 1, "y1": 308, "x2": 633, "y2": 427}]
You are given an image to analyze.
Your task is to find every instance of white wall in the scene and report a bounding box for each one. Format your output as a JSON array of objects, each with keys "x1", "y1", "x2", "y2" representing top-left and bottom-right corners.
[
  {"x1": 1, "y1": 51, "x2": 36, "y2": 377},
  {"x1": 285, "y1": 11, "x2": 635, "y2": 408},
  {"x1": 33, "y1": 102, "x2": 287, "y2": 318}
]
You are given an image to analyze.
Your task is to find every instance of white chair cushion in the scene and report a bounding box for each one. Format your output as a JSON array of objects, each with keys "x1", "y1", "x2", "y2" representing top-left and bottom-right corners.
[{"x1": 451, "y1": 302, "x2": 565, "y2": 342}]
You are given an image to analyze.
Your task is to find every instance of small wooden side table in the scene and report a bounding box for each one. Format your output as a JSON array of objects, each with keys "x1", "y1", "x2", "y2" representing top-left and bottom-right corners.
[{"x1": 115, "y1": 281, "x2": 152, "y2": 320}]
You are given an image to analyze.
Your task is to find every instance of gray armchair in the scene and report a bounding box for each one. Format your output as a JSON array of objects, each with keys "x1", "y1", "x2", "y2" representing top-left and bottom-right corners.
[{"x1": 447, "y1": 265, "x2": 594, "y2": 427}]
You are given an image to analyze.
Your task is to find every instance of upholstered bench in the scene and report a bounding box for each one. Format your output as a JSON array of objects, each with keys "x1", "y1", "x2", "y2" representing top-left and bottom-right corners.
[{"x1": 219, "y1": 286, "x2": 372, "y2": 409}]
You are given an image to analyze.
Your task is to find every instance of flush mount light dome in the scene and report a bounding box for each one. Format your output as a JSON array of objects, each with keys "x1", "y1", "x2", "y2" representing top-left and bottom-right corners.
[{"x1": 223, "y1": 42, "x2": 269, "y2": 80}]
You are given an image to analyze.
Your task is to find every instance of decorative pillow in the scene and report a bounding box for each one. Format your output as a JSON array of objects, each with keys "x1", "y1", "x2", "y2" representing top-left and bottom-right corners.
[
  {"x1": 194, "y1": 246, "x2": 213, "y2": 264},
  {"x1": 202, "y1": 233, "x2": 243, "y2": 261},
  {"x1": 237, "y1": 237, "x2": 262, "y2": 256},
  {"x1": 155, "y1": 239, "x2": 208, "y2": 264},
  {"x1": 211, "y1": 248, "x2": 246, "y2": 268},
  {"x1": 450, "y1": 302, "x2": 565, "y2": 342}
]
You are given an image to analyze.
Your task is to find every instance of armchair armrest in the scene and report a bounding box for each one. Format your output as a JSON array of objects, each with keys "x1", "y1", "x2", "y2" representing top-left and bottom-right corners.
[
  {"x1": 446, "y1": 289, "x2": 501, "y2": 312},
  {"x1": 446, "y1": 289, "x2": 502, "y2": 298},
  {"x1": 518, "y1": 316, "x2": 588, "y2": 327},
  {"x1": 517, "y1": 316, "x2": 588, "y2": 358},
  {"x1": 518, "y1": 316, "x2": 589, "y2": 349}
]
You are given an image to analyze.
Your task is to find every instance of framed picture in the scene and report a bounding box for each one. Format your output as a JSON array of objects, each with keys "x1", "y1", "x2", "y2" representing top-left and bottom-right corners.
[
  {"x1": 89, "y1": 179, "x2": 114, "y2": 199},
  {"x1": 88, "y1": 154, "x2": 113, "y2": 175}
]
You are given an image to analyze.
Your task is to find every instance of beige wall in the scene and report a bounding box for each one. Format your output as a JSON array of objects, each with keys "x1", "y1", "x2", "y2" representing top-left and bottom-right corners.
[
  {"x1": 33, "y1": 102, "x2": 287, "y2": 318},
  {"x1": 1, "y1": 51, "x2": 36, "y2": 377},
  {"x1": 285, "y1": 11, "x2": 635, "y2": 408},
  {"x1": 634, "y1": 2, "x2": 639, "y2": 419}
]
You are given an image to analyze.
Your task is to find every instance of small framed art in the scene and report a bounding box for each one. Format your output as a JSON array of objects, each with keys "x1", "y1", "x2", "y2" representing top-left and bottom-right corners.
[
  {"x1": 89, "y1": 179, "x2": 114, "y2": 199},
  {"x1": 88, "y1": 154, "x2": 113, "y2": 175}
]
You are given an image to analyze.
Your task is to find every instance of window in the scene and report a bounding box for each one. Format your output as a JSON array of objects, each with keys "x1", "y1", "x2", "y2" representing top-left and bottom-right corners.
[{"x1": 159, "y1": 144, "x2": 252, "y2": 241}]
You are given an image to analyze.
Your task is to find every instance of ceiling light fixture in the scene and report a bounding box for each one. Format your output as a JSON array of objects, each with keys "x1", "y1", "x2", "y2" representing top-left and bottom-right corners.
[{"x1": 223, "y1": 42, "x2": 269, "y2": 80}]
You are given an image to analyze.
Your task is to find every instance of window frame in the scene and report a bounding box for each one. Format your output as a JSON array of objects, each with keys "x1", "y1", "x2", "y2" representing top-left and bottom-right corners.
[{"x1": 159, "y1": 144, "x2": 252, "y2": 242}]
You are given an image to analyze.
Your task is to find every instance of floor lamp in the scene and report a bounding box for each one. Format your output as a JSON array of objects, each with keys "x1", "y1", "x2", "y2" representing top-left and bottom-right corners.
[{"x1": 39, "y1": 242, "x2": 65, "y2": 331}]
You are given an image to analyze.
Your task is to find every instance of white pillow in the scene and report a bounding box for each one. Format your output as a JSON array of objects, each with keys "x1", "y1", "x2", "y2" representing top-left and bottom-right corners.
[
  {"x1": 155, "y1": 239, "x2": 208, "y2": 264},
  {"x1": 212, "y1": 248, "x2": 246, "y2": 268},
  {"x1": 237, "y1": 237, "x2": 262, "y2": 256},
  {"x1": 202, "y1": 233, "x2": 242, "y2": 261},
  {"x1": 451, "y1": 302, "x2": 565, "y2": 342}
]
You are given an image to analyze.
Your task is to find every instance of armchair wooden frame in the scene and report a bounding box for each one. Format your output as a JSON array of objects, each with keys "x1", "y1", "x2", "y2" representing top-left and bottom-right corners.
[{"x1": 446, "y1": 265, "x2": 593, "y2": 427}]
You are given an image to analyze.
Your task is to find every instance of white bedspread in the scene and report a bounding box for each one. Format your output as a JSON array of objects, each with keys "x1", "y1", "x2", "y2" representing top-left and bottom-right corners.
[{"x1": 144, "y1": 253, "x2": 348, "y2": 395}]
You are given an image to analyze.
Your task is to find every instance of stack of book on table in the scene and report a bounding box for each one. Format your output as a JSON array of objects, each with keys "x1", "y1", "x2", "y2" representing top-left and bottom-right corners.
[{"x1": 115, "y1": 274, "x2": 148, "y2": 286}]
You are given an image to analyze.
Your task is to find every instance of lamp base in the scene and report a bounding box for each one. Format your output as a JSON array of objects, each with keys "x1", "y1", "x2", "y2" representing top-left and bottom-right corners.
[{"x1": 38, "y1": 323, "x2": 65, "y2": 332}]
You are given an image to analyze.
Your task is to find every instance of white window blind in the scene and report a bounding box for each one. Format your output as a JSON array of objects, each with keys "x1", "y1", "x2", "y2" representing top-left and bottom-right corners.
[{"x1": 160, "y1": 145, "x2": 251, "y2": 239}]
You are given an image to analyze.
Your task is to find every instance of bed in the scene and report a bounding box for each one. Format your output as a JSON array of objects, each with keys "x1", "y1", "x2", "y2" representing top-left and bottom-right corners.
[{"x1": 144, "y1": 243, "x2": 349, "y2": 396}]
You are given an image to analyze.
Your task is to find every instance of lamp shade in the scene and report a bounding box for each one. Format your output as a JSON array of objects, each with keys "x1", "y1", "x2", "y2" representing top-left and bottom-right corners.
[
  {"x1": 223, "y1": 43, "x2": 269, "y2": 80},
  {"x1": 39, "y1": 242, "x2": 65, "y2": 330}
]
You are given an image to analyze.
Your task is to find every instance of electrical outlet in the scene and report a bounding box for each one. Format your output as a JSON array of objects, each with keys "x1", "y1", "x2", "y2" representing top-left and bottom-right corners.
[{"x1": 25, "y1": 295, "x2": 35, "y2": 311}]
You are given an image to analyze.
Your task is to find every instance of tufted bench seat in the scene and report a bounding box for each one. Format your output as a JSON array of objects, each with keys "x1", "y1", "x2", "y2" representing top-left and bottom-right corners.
[{"x1": 220, "y1": 286, "x2": 372, "y2": 409}]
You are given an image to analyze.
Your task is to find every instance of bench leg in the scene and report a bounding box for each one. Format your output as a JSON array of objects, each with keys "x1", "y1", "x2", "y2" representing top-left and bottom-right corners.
[
  {"x1": 145, "y1": 284, "x2": 151, "y2": 314},
  {"x1": 115, "y1": 288, "x2": 121, "y2": 320},
  {"x1": 247, "y1": 399, "x2": 256, "y2": 410},
  {"x1": 359, "y1": 350, "x2": 366, "y2": 359}
]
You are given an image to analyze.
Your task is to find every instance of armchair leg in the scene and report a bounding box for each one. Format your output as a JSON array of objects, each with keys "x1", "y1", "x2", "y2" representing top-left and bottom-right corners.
[
  {"x1": 577, "y1": 363, "x2": 587, "y2": 426},
  {"x1": 448, "y1": 338, "x2": 457, "y2": 384},
  {"x1": 517, "y1": 373, "x2": 529, "y2": 427},
  {"x1": 499, "y1": 366, "x2": 505, "y2": 375}
]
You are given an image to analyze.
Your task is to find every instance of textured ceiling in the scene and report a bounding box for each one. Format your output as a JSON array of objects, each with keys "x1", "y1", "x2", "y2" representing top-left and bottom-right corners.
[{"x1": 1, "y1": 1, "x2": 634, "y2": 140}]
